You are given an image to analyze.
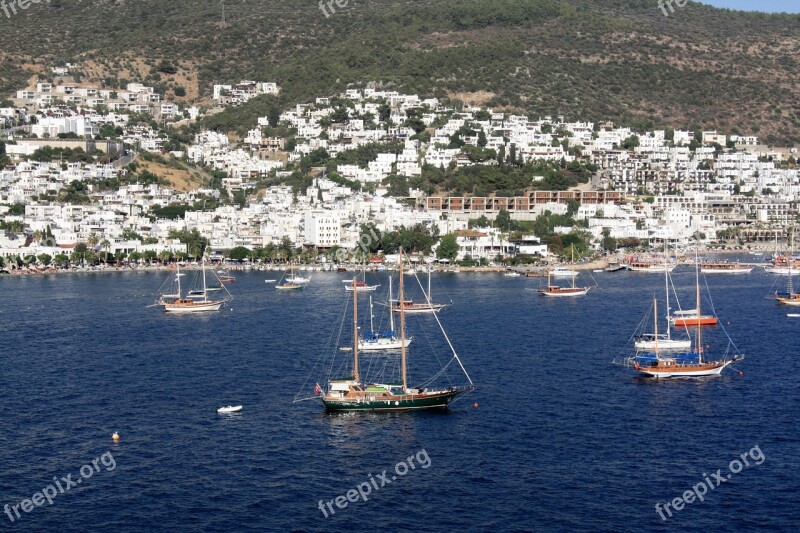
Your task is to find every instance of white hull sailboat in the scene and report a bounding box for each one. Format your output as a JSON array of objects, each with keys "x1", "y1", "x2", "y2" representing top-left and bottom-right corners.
[{"x1": 359, "y1": 284, "x2": 413, "y2": 351}]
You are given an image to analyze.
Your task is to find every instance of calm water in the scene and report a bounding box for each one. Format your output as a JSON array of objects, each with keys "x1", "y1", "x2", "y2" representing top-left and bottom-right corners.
[{"x1": 1, "y1": 266, "x2": 798, "y2": 532}]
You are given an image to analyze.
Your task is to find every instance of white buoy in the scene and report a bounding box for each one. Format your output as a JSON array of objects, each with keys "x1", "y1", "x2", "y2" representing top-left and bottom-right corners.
[{"x1": 112, "y1": 432, "x2": 120, "y2": 442}]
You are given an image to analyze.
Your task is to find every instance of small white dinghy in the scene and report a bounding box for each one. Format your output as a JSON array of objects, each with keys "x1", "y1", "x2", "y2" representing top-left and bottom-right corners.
[
  {"x1": 788, "y1": 314, "x2": 800, "y2": 318},
  {"x1": 264, "y1": 279, "x2": 277, "y2": 283},
  {"x1": 217, "y1": 405, "x2": 243, "y2": 414}
]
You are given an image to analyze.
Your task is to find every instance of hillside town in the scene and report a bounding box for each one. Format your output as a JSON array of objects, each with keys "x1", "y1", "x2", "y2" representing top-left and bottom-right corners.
[{"x1": 1, "y1": 71, "x2": 799, "y2": 270}]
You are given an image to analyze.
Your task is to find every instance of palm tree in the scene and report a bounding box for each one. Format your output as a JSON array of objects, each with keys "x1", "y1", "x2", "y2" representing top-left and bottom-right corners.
[
  {"x1": 100, "y1": 239, "x2": 111, "y2": 264},
  {"x1": 87, "y1": 233, "x2": 99, "y2": 252}
]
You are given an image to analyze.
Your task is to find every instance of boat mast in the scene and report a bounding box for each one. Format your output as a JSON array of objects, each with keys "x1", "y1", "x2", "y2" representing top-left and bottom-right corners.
[
  {"x1": 790, "y1": 230, "x2": 795, "y2": 296},
  {"x1": 202, "y1": 256, "x2": 207, "y2": 297},
  {"x1": 654, "y1": 296, "x2": 659, "y2": 357},
  {"x1": 399, "y1": 248, "x2": 408, "y2": 391},
  {"x1": 427, "y1": 264, "x2": 432, "y2": 303},
  {"x1": 571, "y1": 245, "x2": 575, "y2": 289},
  {"x1": 695, "y1": 247, "x2": 702, "y2": 363},
  {"x1": 176, "y1": 263, "x2": 182, "y2": 299},
  {"x1": 664, "y1": 241, "x2": 671, "y2": 341},
  {"x1": 389, "y1": 275, "x2": 395, "y2": 332},
  {"x1": 352, "y1": 276, "x2": 360, "y2": 383},
  {"x1": 369, "y1": 295, "x2": 374, "y2": 334}
]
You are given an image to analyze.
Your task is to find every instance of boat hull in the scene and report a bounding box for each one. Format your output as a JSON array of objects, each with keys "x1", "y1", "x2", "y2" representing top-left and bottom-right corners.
[
  {"x1": 776, "y1": 296, "x2": 800, "y2": 306},
  {"x1": 163, "y1": 300, "x2": 223, "y2": 313},
  {"x1": 539, "y1": 287, "x2": 590, "y2": 297},
  {"x1": 628, "y1": 264, "x2": 676, "y2": 273},
  {"x1": 700, "y1": 266, "x2": 753, "y2": 274},
  {"x1": 322, "y1": 388, "x2": 470, "y2": 411},
  {"x1": 358, "y1": 338, "x2": 413, "y2": 351},
  {"x1": 634, "y1": 360, "x2": 734, "y2": 378},
  {"x1": 670, "y1": 316, "x2": 718, "y2": 327}
]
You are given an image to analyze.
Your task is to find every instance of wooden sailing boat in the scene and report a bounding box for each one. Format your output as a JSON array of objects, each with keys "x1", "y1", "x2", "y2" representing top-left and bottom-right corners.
[
  {"x1": 390, "y1": 266, "x2": 447, "y2": 313},
  {"x1": 159, "y1": 258, "x2": 229, "y2": 313},
  {"x1": 319, "y1": 248, "x2": 472, "y2": 411},
  {"x1": 539, "y1": 245, "x2": 590, "y2": 297},
  {"x1": 630, "y1": 249, "x2": 743, "y2": 378},
  {"x1": 276, "y1": 266, "x2": 304, "y2": 290}
]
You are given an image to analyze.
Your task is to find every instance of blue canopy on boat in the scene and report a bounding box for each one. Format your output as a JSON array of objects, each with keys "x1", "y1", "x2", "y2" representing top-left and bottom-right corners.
[{"x1": 634, "y1": 352, "x2": 699, "y2": 363}]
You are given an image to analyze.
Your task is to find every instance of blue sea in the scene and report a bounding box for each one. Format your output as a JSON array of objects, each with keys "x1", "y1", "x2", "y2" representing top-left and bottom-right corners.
[{"x1": 1, "y1": 265, "x2": 798, "y2": 532}]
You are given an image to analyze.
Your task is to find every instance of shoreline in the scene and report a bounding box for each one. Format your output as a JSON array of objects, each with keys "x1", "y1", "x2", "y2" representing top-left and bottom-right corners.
[{"x1": 1, "y1": 252, "x2": 771, "y2": 278}]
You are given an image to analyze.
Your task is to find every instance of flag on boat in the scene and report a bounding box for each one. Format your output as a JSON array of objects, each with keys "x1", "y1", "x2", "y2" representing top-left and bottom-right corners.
[{"x1": 314, "y1": 383, "x2": 322, "y2": 396}]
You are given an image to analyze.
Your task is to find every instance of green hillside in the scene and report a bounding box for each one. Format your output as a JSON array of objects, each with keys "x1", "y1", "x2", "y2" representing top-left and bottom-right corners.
[{"x1": 1, "y1": 0, "x2": 798, "y2": 143}]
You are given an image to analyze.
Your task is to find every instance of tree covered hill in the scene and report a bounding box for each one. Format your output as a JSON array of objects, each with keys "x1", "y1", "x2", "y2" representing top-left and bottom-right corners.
[{"x1": 1, "y1": 0, "x2": 798, "y2": 143}]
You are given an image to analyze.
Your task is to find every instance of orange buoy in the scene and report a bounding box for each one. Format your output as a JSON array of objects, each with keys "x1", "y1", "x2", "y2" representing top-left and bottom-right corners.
[
  {"x1": 473, "y1": 402, "x2": 479, "y2": 408},
  {"x1": 112, "y1": 432, "x2": 120, "y2": 442}
]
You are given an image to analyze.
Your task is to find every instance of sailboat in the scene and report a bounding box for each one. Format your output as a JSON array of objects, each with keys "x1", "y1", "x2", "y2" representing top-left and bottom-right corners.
[
  {"x1": 390, "y1": 267, "x2": 447, "y2": 313},
  {"x1": 774, "y1": 231, "x2": 800, "y2": 305},
  {"x1": 358, "y1": 283, "x2": 413, "y2": 351},
  {"x1": 158, "y1": 259, "x2": 228, "y2": 313},
  {"x1": 315, "y1": 248, "x2": 473, "y2": 411},
  {"x1": 628, "y1": 249, "x2": 743, "y2": 378},
  {"x1": 634, "y1": 253, "x2": 691, "y2": 351},
  {"x1": 539, "y1": 246, "x2": 590, "y2": 297},
  {"x1": 276, "y1": 266, "x2": 304, "y2": 290},
  {"x1": 343, "y1": 264, "x2": 379, "y2": 292},
  {"x1": 765, "y1": 232, "x2": 800, "y2": 275}
]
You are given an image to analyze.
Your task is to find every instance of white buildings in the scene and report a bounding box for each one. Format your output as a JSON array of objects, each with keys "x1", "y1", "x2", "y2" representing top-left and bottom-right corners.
[{"x1": 304, "y1": 210, "x2": 341, "y2": 247}]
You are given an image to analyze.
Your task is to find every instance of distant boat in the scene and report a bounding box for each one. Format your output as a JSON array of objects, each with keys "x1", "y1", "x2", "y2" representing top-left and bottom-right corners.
[
  {"x1": 264, "y1": 279, "x2": 277, "y2": 283},
  {"x1": 670, "y1": 308, "x2": 719, "y2": 327},
  {"x1": 158, "y1": 260, "x2": 229, "y2": 313},
  {"x1": 504, "y1": 270, "x2": 521, "y2": 277},
  {"x1": 605, "y1": 262, "x2": 628, "y2": 272},
  {"x1": 628, "y1": 261, "x2": 676, "y2": 273},
  {"x1": 539, "y1": 248, "x2": 590, "y2": 298},
  {"x1": 775, "y1": 232, "x2": 800, "y2": 306},
  {"x1": 217, "y1": 269, "x2": 236, "y2": 283},
  {"x1": 358, "y1": 288, "x2": 412, "y2": 352},
  {"x1": 217, "y1": 405, "x2": 242, "y2": 414},
  {"x1": 787, "y1": 314, "x2": 800, "y2": 318},
  {"x1": 276, "y1": 267, "x2": 305, "y2": 290},
  {"x1": 344, "y1": 265, "x2": 379, "y2": 292},
  {"x1": 286, "y1": 270, "x2": 311, "y2": 285},
  {"x1": 390, "y1": 268, "x2": 447, "y2": 313},
  {"x1": 701, "y1": 261, "x2": 753, "y2": 274},
  {"x1": 551, "y1": 266, "x2": 579, "y2": 277}
]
